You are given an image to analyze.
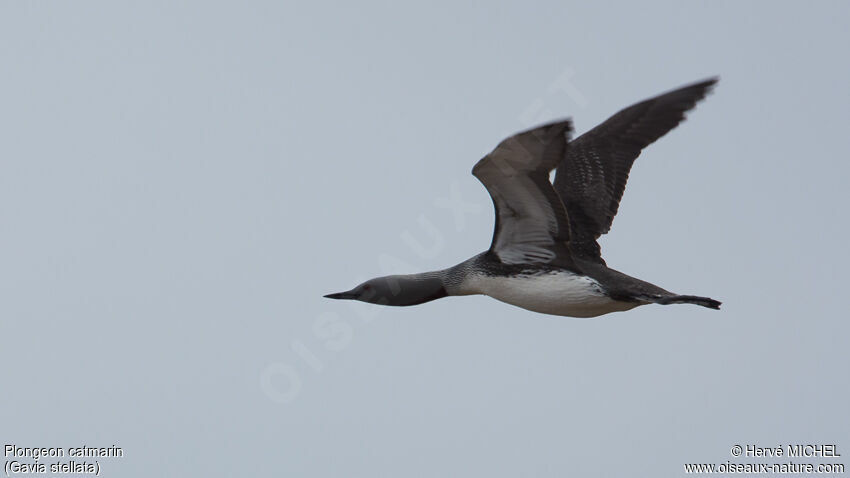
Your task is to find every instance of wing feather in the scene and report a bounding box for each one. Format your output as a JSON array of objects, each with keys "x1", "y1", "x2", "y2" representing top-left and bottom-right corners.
[
  {"x1": 473, "y1": 120, "x2": 573, "y2": 265},
  {"x1": 553, "y1": 78, "x2": 718, "y2": 261}
]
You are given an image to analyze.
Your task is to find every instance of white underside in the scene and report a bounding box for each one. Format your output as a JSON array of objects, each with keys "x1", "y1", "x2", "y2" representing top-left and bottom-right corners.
[{"x1": 457, "y1": 270, "x2": 642, "y2": 318}]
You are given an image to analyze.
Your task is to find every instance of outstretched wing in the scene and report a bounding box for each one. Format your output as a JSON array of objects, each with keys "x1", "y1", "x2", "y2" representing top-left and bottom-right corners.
[
  {"x1": 472, "y1": 120, "x2": 574, "y2": 266},
  {"x1": 553, "y1": 78, "x2": 718, "y2": 261}
]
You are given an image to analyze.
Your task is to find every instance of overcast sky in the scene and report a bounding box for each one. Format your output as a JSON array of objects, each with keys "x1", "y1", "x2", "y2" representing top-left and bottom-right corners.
[{"x1": 1, "y1": 1, "x2": 848, "y2": 476}]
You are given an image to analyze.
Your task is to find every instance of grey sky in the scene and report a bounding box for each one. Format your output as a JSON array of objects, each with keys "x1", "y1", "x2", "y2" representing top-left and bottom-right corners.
[{"x1": 1, "y1": 1, "x2": 848, "y2": 476}]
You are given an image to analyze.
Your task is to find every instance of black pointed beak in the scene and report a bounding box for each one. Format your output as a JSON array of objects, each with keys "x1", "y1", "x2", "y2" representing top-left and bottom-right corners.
[{"x1": 324, "y1": 291, "x2": 356, "y2": 300}]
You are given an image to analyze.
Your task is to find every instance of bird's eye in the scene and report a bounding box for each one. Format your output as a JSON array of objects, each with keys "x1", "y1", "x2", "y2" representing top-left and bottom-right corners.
[{"x1": 363, "y1": 284, "x2": 372, "y2": 291}]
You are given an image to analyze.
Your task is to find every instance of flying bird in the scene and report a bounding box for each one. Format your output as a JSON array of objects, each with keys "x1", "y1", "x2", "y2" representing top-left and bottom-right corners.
[{"x1": 325, "y1": 78, "x2": 721, "y2": 317}]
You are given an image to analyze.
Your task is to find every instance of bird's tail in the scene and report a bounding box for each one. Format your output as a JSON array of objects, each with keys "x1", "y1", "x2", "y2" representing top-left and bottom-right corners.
[{"x1": 654, "y1": 295, "x2": 721, "y2": 310}]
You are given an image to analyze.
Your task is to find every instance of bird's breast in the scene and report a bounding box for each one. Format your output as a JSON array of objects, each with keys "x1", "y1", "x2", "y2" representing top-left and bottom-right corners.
[{"x1": 458, "y1": 270, "x2": 640, "y2": 318}]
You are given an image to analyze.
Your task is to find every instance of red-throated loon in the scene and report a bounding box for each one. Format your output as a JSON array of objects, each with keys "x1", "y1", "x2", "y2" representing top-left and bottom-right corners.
[{"x1": 325, "y1": 78, "x2": 721, "y2": 317}]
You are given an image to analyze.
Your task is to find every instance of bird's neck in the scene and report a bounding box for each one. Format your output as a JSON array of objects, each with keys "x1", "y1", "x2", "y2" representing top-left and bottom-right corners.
[{"x1": 376, "y1": 270, "x2": 450, "y2": 306}]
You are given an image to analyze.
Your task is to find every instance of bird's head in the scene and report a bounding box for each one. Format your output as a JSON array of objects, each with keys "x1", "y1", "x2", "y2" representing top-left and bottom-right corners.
[
  {"x1": 324, "y1": 274, "x2": 448, "y2": 306},
  {"x1": 324, "y1": 277, "x2": 393, "y2": 304}
]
